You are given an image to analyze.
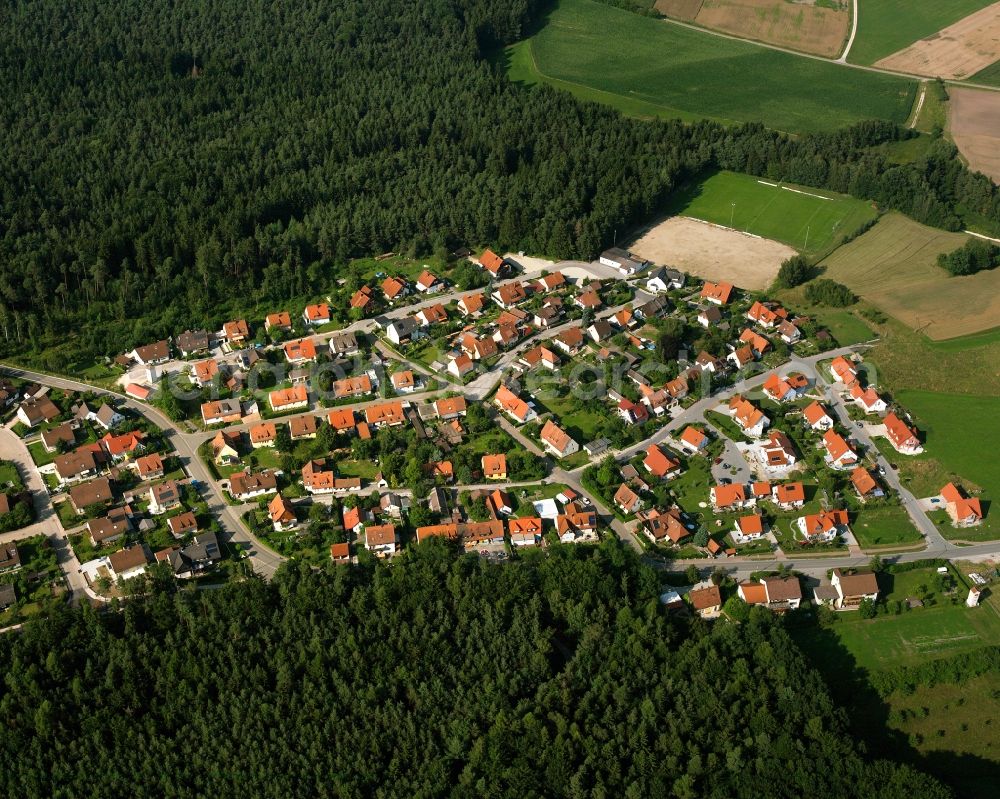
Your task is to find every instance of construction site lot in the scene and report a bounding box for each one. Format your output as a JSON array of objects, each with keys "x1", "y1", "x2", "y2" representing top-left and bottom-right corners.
[
  {"x1": 874, "y1": 2, "x2": 1000, "y2": 79},
  {"x1": 818, "y1": 212, "x2": 1000, "y2": 340},
  {"x1": 653, "y1": 0, "x2": 851, "y2": 58},
  {"x1": 948, "y1": 86, "x2": 1000, "y2": 184}
]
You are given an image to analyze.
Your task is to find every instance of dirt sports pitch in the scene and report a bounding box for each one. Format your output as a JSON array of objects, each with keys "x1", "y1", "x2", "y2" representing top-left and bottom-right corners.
[
  {"x1": 819, "y1": 212, "x2": 1000, "y2": 340},
  {"x1": 875, "y1": 2, "x2": 1000, "y2": 79},
  {"x1": 654, "y1": 0, "x2": 850, "y2": 58},
  {"x1": 948, "y1": 86, "x2": 1000, "y2": 183},
  {"x1": 630, "y1": 217, "x2": 795, "y2": 291}
]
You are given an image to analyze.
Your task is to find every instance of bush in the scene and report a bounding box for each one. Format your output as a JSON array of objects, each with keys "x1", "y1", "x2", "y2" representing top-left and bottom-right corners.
[
  {"x1": 804, "y1": 279, "x2": 856, "y2": 307},
  {"x1": 773, "y1": 255, "x2": 813, "y2": 289},
  {"x1": 936, "y1": 239, "x2": 1000, "y2": 276}
]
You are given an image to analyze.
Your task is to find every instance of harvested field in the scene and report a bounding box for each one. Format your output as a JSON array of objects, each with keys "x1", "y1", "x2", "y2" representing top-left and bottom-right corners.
[
  {"x1": 875, "y1": 2, "x2": 1000, "y2": 79},
  {"x1": 655, "y1": 0, "x2": 704, "y2": 19},
  {"x1": 819, "y1": 212, "x2": 1000, "y2": 339},
  {"x1": 656, "y1": 0, "x2": 850, "y2": 58},
  {"x1": 949, "y1": 86, "x2": 1000, "y2": 183},
  {"x1": 630, "y1": 216, "x2": 795, "y2": 290}
]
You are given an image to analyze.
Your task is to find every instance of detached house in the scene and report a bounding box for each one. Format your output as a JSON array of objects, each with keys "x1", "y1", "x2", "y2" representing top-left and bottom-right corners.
[
  {"x1": 17, "y1": 396, "x2": 60, "y2": 428},
  {"x1": 176, "y1": 330, "x2": 211, "y2": 356},
  {"x1": 191, "y1": 358, "x2": 220, "y2": 387},
  {"x1": 350, "y1": 285, "x2": 374, "y2": 310},
  {"x1": 302, "y1": 303, "x2": 331, "y2": 326},
  {"x1": 268, "y1": 493, "x2": 297, "y2": 531},
  {"x1": 416, "y1": 303, "x2": 448, "y2": 327},
  {"x1": 678, "y1": 426, "x2": 709, "y2": 455},
  {"x1": 69, "y1": 477, "x2": 114, "y2": 514},
  {"x1": 265, "y1": 311, "x2": 292, "y2": 333},
  {"x1": 697, "y1": 306, "x2": 722, "y2": 328},
  {"x1": 829, "y1": 355, "x2": 858, "y2": 385},
  {"x1": 738, "y1": 328, "x2": 771, "y2": 357},
  {"x1": 201, "y1": 398, "x2": 242, "y2": 426},
  {"x1": 941, "y1": 482, "x2": 984, "y2": 527},
  {"x1": 477, "y1": 249, "x2": 511, "y2": 278},
  {"x1": 328, "y1": 331, "x2": 360, "y2": 358},
  {"x1": 229, "y1": 470, "x2": 278, "y2": 501},
  {"x1": 536, "y1": 271, "x2": 566, "y2": 292},
  {"x1": 746, "y1": 301, "x2": 787, "y2": 329},
  {"x1": 710, "y1": 483, "x2": 750, "y2": 512},
  {"x1": 554, "y1": 327, "x2": 585, "y2": 356},
  {"x1": 727, "y1": 345, "x2": 755, "y2": 370},
  {"x1": 850, "y1": 384, "x2": 888, "y2": 414},
  {"x1": 822, "y1": 430, "x2": 858, "y2": 469},
  {"x1": 416, "y1": 270, "x2": 441, "y2": 293},
  {"x1": 448, "y1": 353, "x2": 474, "y2": 378},
  {"x1": 458, "y1": 292, "x2": 486, "y2": 316},
  {"x1": 283, "y1": 338, "x2": 318, "y2": 364},
  {"x1": 644, "y1": 444, "x2": 682, "y2": 480},
  {"x1": 149, "y1": 480, "x2": 182, "y2": 515},
  {"x1": 386, "y1": 316, "x2": 423, "y2": 345},
  {"x1": 130, "y1": 340, "x2": 171, "y2": 365},
  {"x1": 365, "y1": 401, "x2": 406, "y2": 428},
  {"x1": 462, "y1": 333, "x2": 499, "y2": 360},
  {"x1": 481, "y1": 454, "x2": 507, "y2": 480},
  {"x1": 728, "y1": 396, "x2": 769, "y2": 438},
  {"x1": 365, "y1": 524, "x2": 399, "y2": 556},
  {"x1": 646, "y1": 267, "x2": 684, "y2": 293},
  {"x1": 613, "y1": 483, "x2": 642, "y2": 515},
  {"x1": 802, "y1": 401, "x2": 834, "y2": 431},
  {"x1": 700, "y1": 281, "x2": 734, "y2": 305},
  {"x1": 850, "y1": 466, "x2": 884, "y2": 500},
  {"x1": 732, "y1": 514, "x2": 766, "y2": 545},
  {"x1": 883, "y1": 412, "x2": 923, "y2": 454},
  {"x1": 223, "y1": 320, "x2": 250, "y2": 345},
  {"x1": 492, "y1": 281, "x2": 527, "y2": 309},
  {"x1": 797, "y1": 508, "x2": 850, "y2": 543},
  {"x1": 381, "y1": 276, "x2": 409, "y2": 302},
  {"x1": 830, "y1": 568, "x2": 879, "y2": 609},
  {"x1": 772, "y1": 481, "x2": 806, "y2": 510},
  {"x1": 540, "y1": 420, "x2": 579, "y2": 459},
  {"x1": 494, "y1": 385, "x2": 537, "y2": 423},
  {"x1": 640, "y1": 507, "x2": 688, "y2": 545},
  {"x1": 268, "y1": 385, "x2": 309, "y2": 412}
]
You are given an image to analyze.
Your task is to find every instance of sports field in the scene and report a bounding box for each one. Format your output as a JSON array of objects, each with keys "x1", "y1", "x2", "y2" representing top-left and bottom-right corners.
[
  {"x1": 819, "y1": 212, "x2": 1000, "y2": 339},
  {"x1": 509, "y1": 0, "x2": 918, "y2": 134},
  {"x1": 847, "y1": 0, "x2": 998, "y2": 65},
  {"x1": 662, "y1": 171, "x2": 878, "y2": 257}
]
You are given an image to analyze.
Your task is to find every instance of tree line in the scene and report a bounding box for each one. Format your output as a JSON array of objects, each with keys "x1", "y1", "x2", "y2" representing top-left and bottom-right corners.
[
  {"x1": 1, "y1": 0, "x2": 998, "y2": 378},
  {"x1": 0, "y1": 543, "x2": 951, "y2": 797}
]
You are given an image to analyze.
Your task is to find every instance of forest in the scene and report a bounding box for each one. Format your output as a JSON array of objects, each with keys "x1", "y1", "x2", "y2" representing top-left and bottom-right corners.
[
  {"x1": 2, "y1": 0, "x2": 1000, "y2": 374},
  {"x1": 0, "y1": 543, "x2": 951, "y2": 797}
]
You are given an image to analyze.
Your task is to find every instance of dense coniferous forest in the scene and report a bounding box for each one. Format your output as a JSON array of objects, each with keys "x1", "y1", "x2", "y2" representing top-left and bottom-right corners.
[
  {"x1": 0, "y1": 544, "x2": 950, "y2": 797},
  {"x1": 1, "y1": 1, "x2": 1000, "y2": 370}
]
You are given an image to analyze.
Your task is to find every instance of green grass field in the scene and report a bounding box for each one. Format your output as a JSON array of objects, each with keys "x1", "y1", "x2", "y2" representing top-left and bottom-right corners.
[
  {"x1": 971, "y1": 60, "x2": 1000, "y2": 87},
  {"x1": 670, "y1": 171, "x2": 879, "y2": 257},
  {"x1": 507, "y1": 0, "x2": 917, "y2": 134},
  {"x1": 895, "y1": 390, "x2": 1000, "y2": 498},
  {"x1": 852, "y1": 505, "x2": 923, "y2": 548},
  {"x1": 848, "y1": 0, "x2": 997, "y2": 65},
  {"x1": 797, "y1": 602, "x2": 1000, "y2": 671}
]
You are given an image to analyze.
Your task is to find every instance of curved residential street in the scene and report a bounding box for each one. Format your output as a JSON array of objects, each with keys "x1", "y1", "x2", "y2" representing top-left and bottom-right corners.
[{"x1": 2, "y1": 255, "x2": 997, "y2": 583}]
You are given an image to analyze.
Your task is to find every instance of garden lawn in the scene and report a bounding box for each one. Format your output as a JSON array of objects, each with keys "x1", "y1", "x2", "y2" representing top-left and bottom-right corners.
[{"x1": 511, "y1": 0, "x2": 917, "y2": 134}]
